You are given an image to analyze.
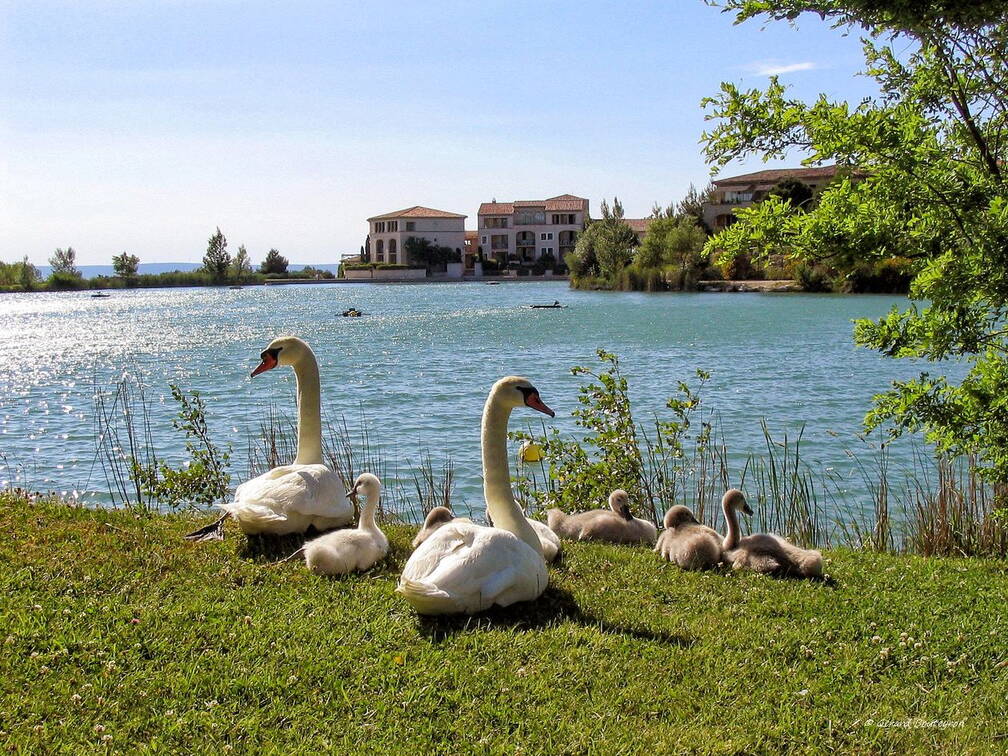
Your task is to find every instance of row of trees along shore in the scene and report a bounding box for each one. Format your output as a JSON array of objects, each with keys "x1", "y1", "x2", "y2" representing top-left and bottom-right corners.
[
  {"x1": 565, "y1": 181, "x2": 914, "y2": 295},
  {"x1": 0, "y1": 228, "x2": 334, "y2": 292}
]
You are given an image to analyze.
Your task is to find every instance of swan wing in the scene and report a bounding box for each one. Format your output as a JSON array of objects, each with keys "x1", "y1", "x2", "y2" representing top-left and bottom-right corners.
[
  {"x1": 398, "y1": 522, "x2": 547, "y2": 614},
  {"x1": 222, "y1": 464, "x2": 352, "y2": 533}
]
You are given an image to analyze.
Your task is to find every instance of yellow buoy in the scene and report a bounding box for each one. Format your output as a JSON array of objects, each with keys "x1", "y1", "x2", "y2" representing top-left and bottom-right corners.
[{"x1": 519, "y1": 441, "x2": 544, "y2": 464}]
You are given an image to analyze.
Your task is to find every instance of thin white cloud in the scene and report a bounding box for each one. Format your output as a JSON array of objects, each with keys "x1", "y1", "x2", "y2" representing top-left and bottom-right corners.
[{"x1": 747, "y1": 61, "x2": 817, "y2": 76}]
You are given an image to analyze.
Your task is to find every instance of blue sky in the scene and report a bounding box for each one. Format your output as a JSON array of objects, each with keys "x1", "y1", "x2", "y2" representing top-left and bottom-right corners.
[{"x1": 2, "y1": 1, "x2": 878, "y2": 265}]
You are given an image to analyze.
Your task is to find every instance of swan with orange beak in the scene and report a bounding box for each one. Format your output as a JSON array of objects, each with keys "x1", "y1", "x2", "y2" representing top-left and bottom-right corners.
[
  {"x1": 184, "y1": 336, "x2": 353, "y2": 540},
  {"x1": 397, "y1": 376, "x2": 556, "y2": 615}
]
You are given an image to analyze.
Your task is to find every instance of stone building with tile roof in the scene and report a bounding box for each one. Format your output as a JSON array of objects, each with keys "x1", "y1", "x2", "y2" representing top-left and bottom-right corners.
[
  {"x1": 702, "y1": 165, "x2": 859, "y2": 231},
  {"x1": 475, "y1": 194, "x2": 589, "y2": 264},
  {"x1": 365, "y1": 206, "x2": 467, "y2": 267}
]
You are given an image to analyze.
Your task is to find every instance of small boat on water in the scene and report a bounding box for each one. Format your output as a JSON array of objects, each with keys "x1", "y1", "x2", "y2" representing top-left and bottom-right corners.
[
  {"x1": 228, "y1": 285, "x2": 243, "y2": 290},
  {"x1": 91, "y1": 293, "x2": 111, "y2": 298},
  {"x1": 485, "y1": 281, "x2": 500, "y2": 285},
  {"x1": 529, "y1": 300, "x2": 564, "y2": 309},
  {"x1": 342, "y1": 308, "x2": 364, "y2": 317}
]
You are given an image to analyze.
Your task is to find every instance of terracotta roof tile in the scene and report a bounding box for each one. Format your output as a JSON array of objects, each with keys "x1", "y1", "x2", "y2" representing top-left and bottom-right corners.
[
  {"x1": 712, "y1": 165, "x2": 843, "y2": 187},
  {"x1": 478, "y1": 194, "x2": 588, "y2": 215},
  {"x1": 624, "y1": 218, "x2": 652, "y2": 235},
  {"x1": 368, "y1": 205, "x2": 466, "y2": 221},
  {"x1": 478, "y1": 202, "x2": 514, "y2": 215},
  {"x1": 545, "y1": 198, "x2": 586, "y2": 211}
]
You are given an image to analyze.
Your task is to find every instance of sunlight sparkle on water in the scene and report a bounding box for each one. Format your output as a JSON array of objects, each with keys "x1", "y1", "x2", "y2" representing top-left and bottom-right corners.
[{"x1": 0, "y1": 283, "x2": 955, "y2": 518}]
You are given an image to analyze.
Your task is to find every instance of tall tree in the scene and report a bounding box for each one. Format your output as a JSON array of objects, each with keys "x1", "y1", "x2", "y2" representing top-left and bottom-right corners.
[
  {"x1": 260, "y1": 248, "x2": 288, "y2": 275},
  {"x1": 636, "y1": 216, "x2": 708, "y2": 273},
  {"x1": 203, "y1": 228, "x2": 231, "y2": 283},
  {"x1": 112, "y1": 251, "x2": 140, "y2": 279},
  {"x1": 567, "y1": 197, "x2": 639, "y2": 280},
  {"x1": 703, "y1": 1, "x2": 1008, "y2": 479},
  {"x1": 49, "y1": 247, "x2": 80, "y2": 277},
  {"x1": 231, "y1": 245, "x2": 252, "y2": 282},
  {"x1": 19, "y1": 256, "x2": 39, "y2": 290},
  {"x1": 676, "y1": 182, "x2": 715, "y2": 232}
]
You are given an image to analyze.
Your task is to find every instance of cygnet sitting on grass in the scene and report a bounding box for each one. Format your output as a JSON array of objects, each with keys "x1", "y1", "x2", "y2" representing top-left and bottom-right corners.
[
  {"x1": 303, "y1": 473, "x2": 388, "y2": 575},
  {"x1": 547, "y1": 490, "x2": 657, "y2": 545},
  {"x1": 655, "y1": 505, "x2": 722, "y2": 570}
]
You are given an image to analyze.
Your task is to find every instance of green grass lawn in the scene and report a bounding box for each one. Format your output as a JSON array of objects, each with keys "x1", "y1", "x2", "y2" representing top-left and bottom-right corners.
[{"x1": 1, "y1": 492, "x2": 1006, "y2": 754}]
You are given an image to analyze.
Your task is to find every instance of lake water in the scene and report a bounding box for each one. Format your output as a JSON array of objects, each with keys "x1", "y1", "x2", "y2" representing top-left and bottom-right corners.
[{"x1": 0, "y1": 282, "x2": 948, "y2": 519}]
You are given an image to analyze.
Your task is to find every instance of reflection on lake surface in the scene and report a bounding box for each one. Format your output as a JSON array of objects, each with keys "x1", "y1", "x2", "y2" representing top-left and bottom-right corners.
[{"x1": 0, "y1": 281, "x2": 948, "y2": 518}]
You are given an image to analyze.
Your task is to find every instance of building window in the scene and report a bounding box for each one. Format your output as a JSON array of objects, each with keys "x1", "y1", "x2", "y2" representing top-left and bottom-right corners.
[
  {"x1": 551, "y1": 213, "x2": 576, "y2": 224},
  {"x1": 481, "y1": 235, "x2": 487, "y2": 243},
  {"x1": 484, "y1": 217, "x2": 508, "y2": 229},
  {"x1": 541, "y1": 247, "x2": 554, "y2": 255},
  {"x1": 388, "y1": 238, "x2": 397, "y2": 264},
  {"x1": 406, "y1": 221, "x2": 415, "y2": 231},
  {"x1": 724, "y1": 191, "x2": 753, "y2": 204},
  {"x1": 490, "y1": 234, "x2": 508, "y2": 250},
  {"x1": 534, "y1": 211, "x2": 545, "y2": 224},
  {"x1": 376, "y1": 239, "x2": 384, "y2": 262},
  {"x1": 389, "y1": 221, "x2": 398, "y2": 232},
  {"x1": 540, "y1": 232, "x2": 553, "y2": 240}
]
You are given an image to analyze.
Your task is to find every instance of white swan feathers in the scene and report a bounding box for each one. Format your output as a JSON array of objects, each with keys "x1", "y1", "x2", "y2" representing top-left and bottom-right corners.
[
  {"x1": 397, "y1": 376, "x2": 555, "y2": 615},
  {"x1": 218, "y1": 336, "x2": 353, "y2": 535},
  {"x1": 304, "y1": 473, "x2": 388, "y2": 575}
]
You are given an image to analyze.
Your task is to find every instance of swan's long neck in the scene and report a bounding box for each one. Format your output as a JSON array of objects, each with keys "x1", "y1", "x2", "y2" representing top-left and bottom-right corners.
[
  {"x1": 292, "y1": 350, "x2": 324, "y2": 465},
  {"x1": 482, "y1": 390, "x2": 543, "y2": 557},
  {"x1": 722, "y1": 497, "x2": 740, "y2": 551},
  {"x1": 358, "y1": 490, "x2": 380, "y2": 533}
]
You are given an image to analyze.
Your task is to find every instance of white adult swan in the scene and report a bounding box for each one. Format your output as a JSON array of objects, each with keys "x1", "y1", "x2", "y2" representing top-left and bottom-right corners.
[
  {"x1": 396, "y1": 376, "x2": 555, "y2": 614},
  {"x1": 547, "y1": 490, "x2": 657, "y2": 545},
  {"x1": 414, "y1": 507, "x2": 560, "y2": 563},
  {"x1": 303, "y1": 473, "x2": 388, "y2": 575},
  {"x1": 654, "y1": 505, "x2": 722, "y2": 570},
  {"x1": 193, "y1": 336, "x2": 353, "y2": 538},
  {"x1": 721, "y1": 489, "x2": 823, "y2": 578}
]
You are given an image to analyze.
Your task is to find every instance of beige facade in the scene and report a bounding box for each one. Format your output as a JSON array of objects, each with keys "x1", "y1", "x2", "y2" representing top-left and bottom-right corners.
[
  {"x1": 365, "y1": 206, "x2": 467, "y2": 266},
  {"x1": 476, "y1": 194, "x2": 588, "y2": 263},
  {"x1": 702, "y1": 165, "x2": 851, "y2": 232}
]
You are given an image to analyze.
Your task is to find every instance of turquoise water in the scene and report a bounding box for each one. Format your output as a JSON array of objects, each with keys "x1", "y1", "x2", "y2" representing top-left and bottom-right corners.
[{"x1": 0, "y1": 282, "x2": 945, "y2": 515}]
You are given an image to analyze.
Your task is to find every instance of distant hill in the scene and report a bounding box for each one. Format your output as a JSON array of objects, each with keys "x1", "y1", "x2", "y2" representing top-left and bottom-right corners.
[{"x1": 35, "y1": 262, "x2": 343, "y2": 278}]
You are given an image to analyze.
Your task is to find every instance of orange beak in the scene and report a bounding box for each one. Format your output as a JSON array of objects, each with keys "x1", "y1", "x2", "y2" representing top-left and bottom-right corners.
[
  {"x1": 525, "y1": 391, "x2": 555, "y2": 418},
  {"x1": 251, "y1": 352, "x2": 277, "y2": 377}
]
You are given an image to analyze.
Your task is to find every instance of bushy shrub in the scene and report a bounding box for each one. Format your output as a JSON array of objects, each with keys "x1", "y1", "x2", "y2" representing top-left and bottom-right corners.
[
  {"x1": 795, "y1": 263, "x2": 834, "y2": 292},
  {"x1": 47, "y1": 271, "x2": 86, "y2": 290},
  {"x1": 130, "y1": 384, "x2": 231, "y2": 510},
  {"x1": 718, "y1": 251, "x2": 757, "y2": 280},
  {"x1": 511, "y1": 350, "x2": 713, "y2": 524},
  {"x1": 614, "y1": 265, "x2": 669, "y2": 292},
  {"x1": 838, "y1": 258, "x2": 914, "y2": 293},
  {"x1": 297, "y1": 266, "x2": 336, "y2": 280},
  {"x1": 135, "y1": 270, "x2": 212, "y2": 288}
]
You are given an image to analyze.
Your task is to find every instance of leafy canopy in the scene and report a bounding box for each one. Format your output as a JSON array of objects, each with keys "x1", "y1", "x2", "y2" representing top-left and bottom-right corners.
[
  {"x1": 703, "y1": 1, "x2": 1008, "y2": 478},
  {"x1": 48, "y1": 247, "x2": 80, "y2": 277},
  {"x1": 112, "y1": 251, "x2": 140, "y2": 279}
]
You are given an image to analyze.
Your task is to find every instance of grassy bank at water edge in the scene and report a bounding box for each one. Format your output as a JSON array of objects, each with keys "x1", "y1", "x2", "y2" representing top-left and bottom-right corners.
[{"x1": 1, "y1": 492, "x2": 1006, "y2": 753}]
